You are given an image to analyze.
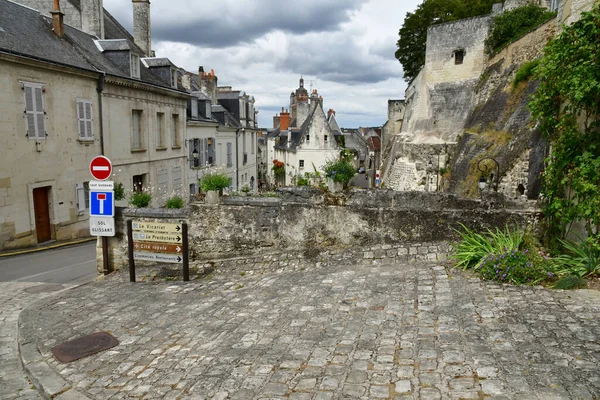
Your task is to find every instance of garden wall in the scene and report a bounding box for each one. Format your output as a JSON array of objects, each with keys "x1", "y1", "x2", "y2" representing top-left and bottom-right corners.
[{"x1": 100, "y1": 188, "x2": 541, "y2": 275}]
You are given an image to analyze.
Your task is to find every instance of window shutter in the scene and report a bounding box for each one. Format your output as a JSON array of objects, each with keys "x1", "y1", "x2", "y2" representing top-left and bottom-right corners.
[
  {"x1": 77, "y1": 100, "x2": 85, "y2": 138},
  {"x1": 132, "y1": 111, "x2": 140, "y2": 149},
  {"x1": 85, "y1": 102, "x2": 93, "y2": 138},
  {"x1": 76, "y1": 183, "x2": 86, "y2": 213},
  {"x1": 24, "y1": 86, "x2": 36, "y2": 138},
  {"x1": 34, "y1": 87, "x2": 45, "y2": 138},
  {"x1": 191, "y1": 99, "x2": 198, "y2": 119}
]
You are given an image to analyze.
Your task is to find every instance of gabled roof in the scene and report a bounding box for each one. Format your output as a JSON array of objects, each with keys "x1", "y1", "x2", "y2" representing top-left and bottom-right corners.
[{"x1": 0, "y1": 0, "x2": 185, "y2": 93}]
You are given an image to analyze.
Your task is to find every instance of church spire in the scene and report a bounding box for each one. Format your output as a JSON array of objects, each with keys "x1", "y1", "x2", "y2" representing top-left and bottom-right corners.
[{"x1": 299, "y1": 76, "x2": 304, "y2": 88}]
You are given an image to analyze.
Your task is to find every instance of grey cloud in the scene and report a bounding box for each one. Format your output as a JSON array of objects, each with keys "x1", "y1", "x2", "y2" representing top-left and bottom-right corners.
[
  {"x1": 278, "y1": 34, "x2": 400, "y2": 85},
  {"x1": 110, "y1": 0, "x2": 367, "y2": 48}
]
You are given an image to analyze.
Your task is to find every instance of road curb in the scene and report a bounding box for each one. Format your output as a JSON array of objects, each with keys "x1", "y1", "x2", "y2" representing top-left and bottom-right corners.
[
  {"x1": 0, "y1": 238, "x2": 96, "y2": 258},
  {"x1": 18, "y1": 293, "x2": 93, "y2": 399}
]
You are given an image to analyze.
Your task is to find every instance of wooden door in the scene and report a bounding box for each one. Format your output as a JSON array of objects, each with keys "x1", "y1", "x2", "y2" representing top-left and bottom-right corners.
[{"x1": 33, "y1": 187, "x2": 51, "y2": 243}]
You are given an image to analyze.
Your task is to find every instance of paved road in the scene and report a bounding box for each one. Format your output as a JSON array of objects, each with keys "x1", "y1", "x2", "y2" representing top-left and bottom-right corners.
[
  {"x1": 0, "y1": 241, "x2": 97, "y2": 284},
  {"x1": 350, "y1": 171, "x2": 371, "y2": 189},
  {"x1": 17, "y1": 262, "x2": 600, "y2": 399},
  {"x1": 0, "y1": 242, "x2": 98, "y2": 399}
]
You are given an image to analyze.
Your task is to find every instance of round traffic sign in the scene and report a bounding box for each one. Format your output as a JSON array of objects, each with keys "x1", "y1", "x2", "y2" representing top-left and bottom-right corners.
[{"x1": 89, "y1": 156, "x2": 112, "y2": 180}]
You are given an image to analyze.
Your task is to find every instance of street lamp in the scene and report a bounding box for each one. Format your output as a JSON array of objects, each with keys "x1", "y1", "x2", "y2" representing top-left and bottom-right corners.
[{"x1": 477, "y1": 157, "x2": 500, "y2": 193}]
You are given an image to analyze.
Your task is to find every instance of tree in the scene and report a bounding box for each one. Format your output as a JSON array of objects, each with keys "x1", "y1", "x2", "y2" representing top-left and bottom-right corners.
[
  {"x1": 528, "y1": 3, "x2": 600, "y2": 246},
  {"x1": 395, "y1": 0, "x2": 500, "y2": 82}
]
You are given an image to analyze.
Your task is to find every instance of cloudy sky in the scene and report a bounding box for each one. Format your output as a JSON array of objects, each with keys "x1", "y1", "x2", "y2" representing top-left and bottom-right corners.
[{"x1": 103, "y1": 0, "x2": 422, "y2": 129}]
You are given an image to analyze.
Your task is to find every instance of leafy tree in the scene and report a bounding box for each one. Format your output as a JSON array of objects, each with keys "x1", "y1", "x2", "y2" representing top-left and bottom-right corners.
[
  {"x1": 395, "y1": 0, "x2": 500, "y2": 82},
  {"x1": 485, "y1": 4, "x2": 556, "y2": 54},
  {"x1": 528, "y1": 3, "x2": 600, "y2": 248}
]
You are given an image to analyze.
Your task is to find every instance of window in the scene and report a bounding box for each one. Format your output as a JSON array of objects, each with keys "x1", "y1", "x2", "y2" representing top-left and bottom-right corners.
[
  {"x1": 76, "y1": 182, "x2": 89, "y2": 214},
  {"x1": 23, "y1": 82, "x2": 46, "y2": 139},
  {"x1": 171, "y1": 68, "x2": 178, "y2": 89},
  {"x1": 227, "y1": 142, "x2": 233, "y2": 167},
  {"x1": 324, "y1": 135, "x2": 328, "y2": 142},
  {"x1": 131, "y1": 110, "x2": 143, "y2": 150},
  {"x1": 130, "y1": 53, "x2": 140, "y2": 79},
  {"x1": 205, "y1": 102, "x2": 212, "y2": 119},
  {"x1": 133, "y1": 174, "x2": 145, "y2": 192},
  {"x1": 191, "y1": 99, "x2": 198, "y2": 119},
  {"x1": 77, "y1": 99, "x2": 93, "y2": 140},
  {"x1": 454, "y1": 49, "x2": 465, "y2": 65},
  {"x1": 156, "y1": 112, "x2": 165, "y2": 148},
  {"x1": 157, "y1": 169, "x2": 168, "y2": 202},
  {"x1": 171, "y1": 114, "x2": 181, "y2": 148},
  {"x1": 306, "y1": 135, "x2": 310, "y2": 142},
  {"x1": 299, "y1": 160, "x2": 305, "y2": 169}
]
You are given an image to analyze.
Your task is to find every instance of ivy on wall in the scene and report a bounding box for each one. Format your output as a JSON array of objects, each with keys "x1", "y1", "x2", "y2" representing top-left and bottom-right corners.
[{"x1": 529, "y1": 3, "x2": 600, "y2": 247}]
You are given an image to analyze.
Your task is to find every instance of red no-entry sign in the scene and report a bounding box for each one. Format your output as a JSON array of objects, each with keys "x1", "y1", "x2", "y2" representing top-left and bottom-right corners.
[{"x1": 89, "y1": 156, "x2": 112, "y2": 180}]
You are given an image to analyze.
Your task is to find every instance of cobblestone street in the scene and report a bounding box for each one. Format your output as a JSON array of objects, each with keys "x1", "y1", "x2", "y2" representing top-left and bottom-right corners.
[
  {"x1": 16, "y1": 262, "x2": 600, "y2": 399},
  {"x1": 0, "y1": 282, "x2": 67, "y2": 400}
]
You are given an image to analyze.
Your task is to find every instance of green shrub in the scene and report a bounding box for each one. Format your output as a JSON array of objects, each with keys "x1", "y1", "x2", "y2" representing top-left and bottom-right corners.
[
  {"x1": 199, "y1": 171, "x2": 232, "y2": 192},
  {"x1": 324, "y1": 158, "x2": 356, "y2": 187},
  {"x1": 164, "y1": 195, "x2": 184, "y2": 209},
  {"x1": 129, "y1": 190, "x2": 152, "y2": 208},
  {"x1": 241, "y1": 185, "x2": 251, "y2": 193},
  {"x1": 296, "y1": 174, "x2": 310, "y2": 186},
  {"x1": 114, "y1": 182, "x2": 125, "y2": 201},
  {"x1": 475, "y1": 249, "x2": 552, "y2": 285},
  {"x1": 551, "y1": 237, "x2": 600, "y2": 277},
  {"x1": 485, "y1": 4, "x2": 556, "y2": 54},
  {"x1": 513, "y1": 59, "x2": 540, "y2": 88},
  {"x1": 452, "y1": 224, "x2": 523, "y2": 270},
  {"x1": 553, "y1": 275, "x2": 587, "y2": 290}
]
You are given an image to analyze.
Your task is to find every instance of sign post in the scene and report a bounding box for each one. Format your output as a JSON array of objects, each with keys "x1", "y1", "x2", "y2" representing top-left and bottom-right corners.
[
  {"x1": 88, "y1": 155, "x2": 114, "y2": 275},
  {"x1": 127, "y1": 220, "x2": 189, "y2": 282}
]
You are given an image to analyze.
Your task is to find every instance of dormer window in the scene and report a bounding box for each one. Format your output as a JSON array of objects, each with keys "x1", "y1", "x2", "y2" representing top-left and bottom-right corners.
[
  {"x1": 130, "y1": 53, "x2": 140, "y2": 78},
  {"x1": 191, "y1": 99, "x2": 198, "y2": 119},
  {"x1": 171, "y1": 68, "x2": 178, "y2": 89},
  {"x1": 454, "y1": 49, "x2": 465, "y2": 65}
]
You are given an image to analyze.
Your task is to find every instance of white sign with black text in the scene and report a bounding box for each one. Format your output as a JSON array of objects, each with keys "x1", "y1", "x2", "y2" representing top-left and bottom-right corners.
[{"x1": 90, "y1": 217, "x2": 115, "y2": 237}]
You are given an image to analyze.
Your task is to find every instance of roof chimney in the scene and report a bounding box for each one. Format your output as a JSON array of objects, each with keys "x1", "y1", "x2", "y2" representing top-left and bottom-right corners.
[
  {"x1": 51, "y1": 0, "x2": 65, "y2": 37},
  {"x1": 81, "y1": 0, "x2": 104, "y2": 38},
  {"x1": 280, "y1": 108, "x2": 290, "y2": 131},
  {"x1": 132, "y1": 0, "x2": 151, "y2": 57}
]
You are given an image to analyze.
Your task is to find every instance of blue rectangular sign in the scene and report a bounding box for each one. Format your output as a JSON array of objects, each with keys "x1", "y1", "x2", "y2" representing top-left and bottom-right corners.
[{"x1": 90, "y1": 191, "x2": 114, "y2": 217}]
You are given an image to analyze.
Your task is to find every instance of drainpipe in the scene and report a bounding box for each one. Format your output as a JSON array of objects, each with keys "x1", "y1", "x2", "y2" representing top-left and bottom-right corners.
[
  {"x1": 96, "y1": 73, "x2": 106, "y2": 155},
  {"x1": 235, "y1": 128, "x2": 240, "y2": 191}
]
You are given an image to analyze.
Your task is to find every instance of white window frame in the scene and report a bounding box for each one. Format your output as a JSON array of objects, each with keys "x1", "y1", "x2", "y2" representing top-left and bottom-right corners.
[
  {"x1": 22, "y1": 82, "x2": 46, "y2": 140},
  {"x1": 76, "y1": 182, "x2": 89, "y2": 214},
  {"x1": 130, "y1": 53, "x2": 140, "y2": 79},
  {"x1": 76, "y1": 99, "x2": 94, "y2": 140},
  {"x1": 299, "y1": 160, "x2": 305, "y2": 169},
  {"x1": 171, "y1": 68, "x2": 178, "y2": 89}
]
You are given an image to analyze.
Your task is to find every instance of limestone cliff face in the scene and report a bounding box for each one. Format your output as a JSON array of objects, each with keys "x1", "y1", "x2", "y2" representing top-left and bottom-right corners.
[
  {"x1": 448, "y1": 18, "x2": 556, "y2": 200},
  {"x1": 384, "y1": 14, "x2": 556, "y2": 199}
]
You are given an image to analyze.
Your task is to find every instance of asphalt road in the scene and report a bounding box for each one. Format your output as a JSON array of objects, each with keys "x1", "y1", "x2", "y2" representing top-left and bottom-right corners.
[
  {"x1": 0, "y1": 241, "x2": 98, "y2": 285},
  {"x1": 350, "y1": 170, "x2": 372, "y2": 189}
]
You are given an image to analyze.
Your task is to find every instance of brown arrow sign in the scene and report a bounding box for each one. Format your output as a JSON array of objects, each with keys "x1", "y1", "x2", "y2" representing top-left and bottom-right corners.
[{"x1": 133, "y1": 241, "x2": 182, "y2": 254}]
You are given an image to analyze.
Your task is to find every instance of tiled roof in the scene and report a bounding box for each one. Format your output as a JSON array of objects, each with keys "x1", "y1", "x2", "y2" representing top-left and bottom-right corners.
[{"x1": 0, "y1": 0, "x2": 185, "y2": 92}]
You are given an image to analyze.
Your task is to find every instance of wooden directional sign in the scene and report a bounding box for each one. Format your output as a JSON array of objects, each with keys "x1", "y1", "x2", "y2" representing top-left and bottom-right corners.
[
  {"x1": 131, "y1": 231, "x2": 182, "y2": 244},
  {"x1": 132, "y1": 221, "x2": 182, "y2": 234},
  {"x1": 133, "y1": 241, "x2": 182, "y2": 254},
  {"x1": 133, "y1": 251, "x2": 182, "y2": 264}
]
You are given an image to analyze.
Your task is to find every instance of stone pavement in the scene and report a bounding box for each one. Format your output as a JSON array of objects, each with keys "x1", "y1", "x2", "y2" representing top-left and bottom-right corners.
[
  {"x1": 0, "y1": 282, "x2": 68, "y2": 400},
  {"x1": 17, "y1": 262, "x2": 600, "y2": 399}
]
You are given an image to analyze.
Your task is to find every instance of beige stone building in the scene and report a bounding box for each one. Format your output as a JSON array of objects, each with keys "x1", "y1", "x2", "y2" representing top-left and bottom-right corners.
[{"x1": 0, "y1": 0, "x2": 189, "y2": 250}]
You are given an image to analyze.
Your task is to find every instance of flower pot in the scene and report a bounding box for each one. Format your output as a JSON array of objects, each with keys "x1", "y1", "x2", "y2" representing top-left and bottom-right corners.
[{"x1": 205, "y1": 190, "x2": 220, "y2": 204}]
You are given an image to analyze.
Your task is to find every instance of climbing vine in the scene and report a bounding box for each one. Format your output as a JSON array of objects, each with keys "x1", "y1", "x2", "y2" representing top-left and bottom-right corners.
[{"x1": 529, "y1": 3, "x2": 600, "y2": 247}]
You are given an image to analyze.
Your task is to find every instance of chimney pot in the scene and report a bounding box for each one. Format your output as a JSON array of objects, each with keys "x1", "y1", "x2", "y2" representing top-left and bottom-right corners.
[{"x1": 51, "y1": 0, "x2": 65, "y2": 37}]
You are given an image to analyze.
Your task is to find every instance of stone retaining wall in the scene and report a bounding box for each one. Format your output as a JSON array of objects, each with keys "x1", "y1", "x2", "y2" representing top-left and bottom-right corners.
[{"x1": 101, "y1": 188, "x2": 540, "y2": 275}]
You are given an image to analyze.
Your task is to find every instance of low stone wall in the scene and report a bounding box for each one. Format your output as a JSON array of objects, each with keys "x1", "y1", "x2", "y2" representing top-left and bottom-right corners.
[{"x1": 101, "y1": 188, "x2": 541, "y2": 275}]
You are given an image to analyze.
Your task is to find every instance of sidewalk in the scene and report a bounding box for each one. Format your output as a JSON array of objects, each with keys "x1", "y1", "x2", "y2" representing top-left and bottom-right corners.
[
  {"x1": 0, "y1": 238, "x2": 96, "y2": 258},
  {"x1": 16, "y1": 262, "x2": 600, "y2": 399}
]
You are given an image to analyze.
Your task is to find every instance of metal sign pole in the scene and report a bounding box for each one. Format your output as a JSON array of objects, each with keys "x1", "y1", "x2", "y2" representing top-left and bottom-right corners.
[
  {"x1": 182, "y1": 223, "x2": 189, "y2": 282},
  {"x1": 127, "y1": 220, "x2": 135, "y2": 282},
  {"x1": 102, "y1": 236, "x2": 110, "y2": 275}
]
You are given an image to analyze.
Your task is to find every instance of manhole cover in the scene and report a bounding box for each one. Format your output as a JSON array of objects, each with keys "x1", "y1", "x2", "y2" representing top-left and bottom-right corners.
[{"x1": 52, "y1": 332, "x2": 119, "y2": 363}]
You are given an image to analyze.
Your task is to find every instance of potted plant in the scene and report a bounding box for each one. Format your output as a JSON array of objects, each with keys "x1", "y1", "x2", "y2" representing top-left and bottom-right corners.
[
  {"x1": 323, "y1": 158, "x2": 356, "y2": 192},
  {"x1": 240, "y1": 184, "x2": 251, "y2": 196},
  {"x1": 198, "y1": 169, "x2": 232, "y2": 204}
]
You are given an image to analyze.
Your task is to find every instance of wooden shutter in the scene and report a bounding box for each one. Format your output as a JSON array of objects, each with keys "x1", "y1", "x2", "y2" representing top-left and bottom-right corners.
[
  {"x1": 77, "y1": 100, "x2": 85, "y2": 138},
  {"x1": 24, "y1": 83, "x2": 45, "y2": 139},
  {"x1": 76, "y1": 183, "x2": 86, "y2": 213},
  {"x1": 84, "y1": 102, "x2": 93, "y2": 138},
  {"x1": 132, "y1": 111, "x2": 140, "y2": 149}
]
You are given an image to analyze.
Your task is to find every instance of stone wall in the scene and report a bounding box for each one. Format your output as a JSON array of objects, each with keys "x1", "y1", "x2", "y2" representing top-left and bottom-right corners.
[{"x1": 102, "y1": 189, "x2": 541, "y2": 274}]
